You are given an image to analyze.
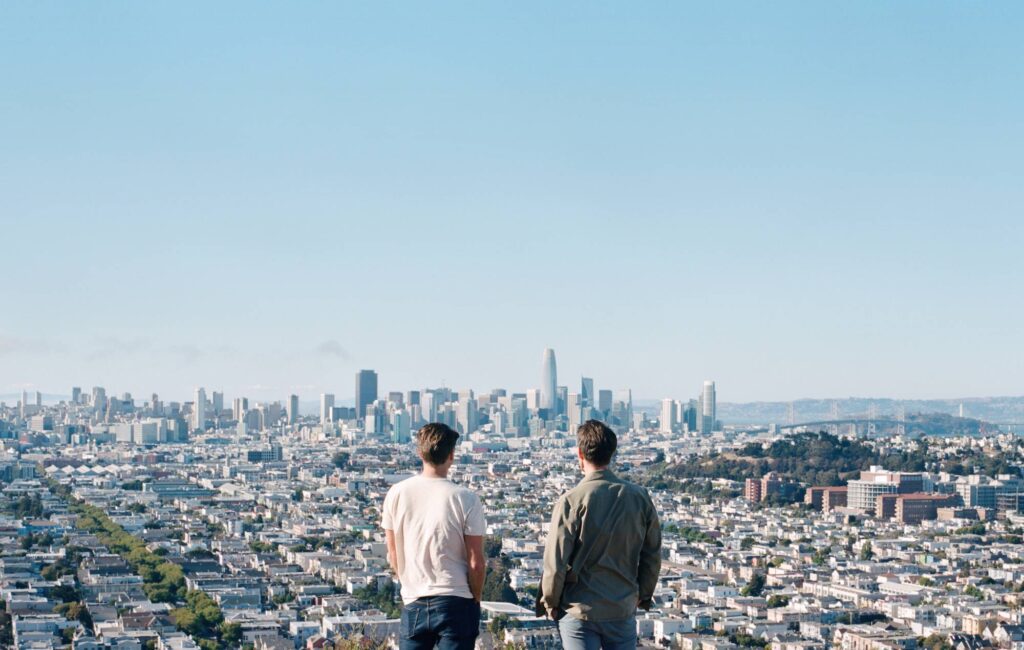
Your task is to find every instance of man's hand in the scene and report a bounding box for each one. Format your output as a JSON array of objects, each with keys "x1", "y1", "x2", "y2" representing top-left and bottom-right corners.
[
  {"x1": 465, "y1": 534, "x2": 485, "y2": 602},
  {"x1": 385, "y1": 529, "x2": 399, "y2": 577}
]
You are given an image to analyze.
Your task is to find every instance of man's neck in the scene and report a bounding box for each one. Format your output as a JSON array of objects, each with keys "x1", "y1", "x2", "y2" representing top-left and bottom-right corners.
[
  {"x1": 582, "y1": 463, "x2": 609, "y2": 475},
  {"x1": 422, "y1": 464, "x2": 449, "y2": 479}
]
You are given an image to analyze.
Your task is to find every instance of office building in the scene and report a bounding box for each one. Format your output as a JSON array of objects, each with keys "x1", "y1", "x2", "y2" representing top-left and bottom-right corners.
[
  {"x1": 526, "y1": 389, "x2": 540, "y2": 412},
  {"x1": 847, "y1": 467, "x2": 924, "y2": 513},
  {"x1": 540, "y1": 348, "x2": 557, "y2": 412},
  {"x1": 288, "y1": 395, "x2": 300, "y2": 424},
  {"x1": 581, "y1": 377, "x2": 594, "y2": 407},
  {"x1": 320, "y1": 393, "x2": 335, "y2": 425},
  {"x1": 699, "y1": 380, "x2": 716, "y2": 434},
  {"x1": 660, "y1": 398, "x2": 677, "y2": 434},
  {"x1": 567, "y1": 393, "x2": 583, "y2": 433},
  {"x1": 92, "y1": 386, "x2": 107, "y2": 415},
  {"x1": 193, "y1": 387, "x2": 206, "y2": 432},
  {"x1": 356, "y1": 370, "x2": 378, "y2": 419},
  {"x1": 391, "y1": 409, "x2": 411, "y2": 443}
]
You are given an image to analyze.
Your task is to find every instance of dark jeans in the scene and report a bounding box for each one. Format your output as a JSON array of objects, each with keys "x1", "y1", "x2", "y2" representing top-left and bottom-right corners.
[
  {"x1": 558, "y1": 614, "x2": 637, "y2": 650},
  {"x1": 400, "y1": 595, "x2": 481, "y2": 650}
]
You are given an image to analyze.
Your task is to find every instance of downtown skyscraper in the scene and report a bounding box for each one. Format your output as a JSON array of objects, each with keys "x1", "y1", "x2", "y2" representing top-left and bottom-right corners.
[
  {"x1": 540, "y1": 348, "x2": 557, "y2": 412},
  {"x1": 193, "y1": 387, "x2": 206, "y2": 432},
  {"x1": 699, "y1": 380, "x2": 716, "y2": 434},
  {"x1": 355, "y1": 370, "x2": 378, "y2": 419}
]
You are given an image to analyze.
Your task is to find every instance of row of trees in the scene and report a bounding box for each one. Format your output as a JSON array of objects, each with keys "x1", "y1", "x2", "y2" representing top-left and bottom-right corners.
[{"x1": 65, "y1": 493, "x2": 239, "y2": 649}]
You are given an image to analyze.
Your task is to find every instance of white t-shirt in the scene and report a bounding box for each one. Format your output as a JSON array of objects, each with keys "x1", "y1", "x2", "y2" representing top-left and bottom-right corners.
[{"x1": 381, "y1": 474, "x2": 486, "y2": 603}]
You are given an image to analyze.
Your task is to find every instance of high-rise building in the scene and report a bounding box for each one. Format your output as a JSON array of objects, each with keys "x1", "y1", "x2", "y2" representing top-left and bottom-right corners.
[
  {"x1": 92, "y1": 387, "x2": 107, "y2": 415},
  {"x1": 660, "y1": 398, "x2": 677, "y2": 434},
  {"x1": 456, "y1": 397, "x2": 479, "y2": 435},
  {"x1": 34, "y1": 391, "x2": 41, "y2": 407},
  {"x1": 71, "y1": 387, "x2": 82, "y2": 405},
  {"x1": 598, "y1": 390, "x2": 613, "y2": 415},
  {"x1": 320, "y1": 393, "x2": 335, "y2": 425},
  {"x1": 540, "y1": 348, "x2": 557, "y2": 412},
  {"x1": 581, "y1": 377, "x2": 594, "y2": 407},
  {"x1": 288, "y1": 394, "x2": 300, "y2": 424},
  {"x1": 847, "y1": 467, "x2": 925, "y2": 514},
  {"x1": 356, "y1": 370, "x2": 378, "y2": 419},
  {"x1": 526, "y1": 389, "x2": 541, "y2": 412},
  {"x1": 567, "y1": 393, "x2": 583, "y2": 433},
  {"x1": 391, "y1": 409, "x2": 411, "y2": 443},
  {"x1": 699, "y1": 380, "x2": 716, "y2": 434},
  {"x1": 212, "y1": 391, "x2": 224, "y2": 416},
  {"x1": 193, "y1": 387, "x2": 207, "y2": 432}
]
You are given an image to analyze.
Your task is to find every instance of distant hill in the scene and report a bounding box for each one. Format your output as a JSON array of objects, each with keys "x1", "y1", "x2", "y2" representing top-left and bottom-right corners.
[
  {"x1": 715, "y1": 396, "x2": 1024, "y2": 425},
  {"x1": 661, "y1": 430, "x2": 1021, "y2": 486}
]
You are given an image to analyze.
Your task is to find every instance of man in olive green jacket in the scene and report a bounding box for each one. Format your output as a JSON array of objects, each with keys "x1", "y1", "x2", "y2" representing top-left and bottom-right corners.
[{"x1": 542, "y1": 420, "x2": 662, "y2": 650}]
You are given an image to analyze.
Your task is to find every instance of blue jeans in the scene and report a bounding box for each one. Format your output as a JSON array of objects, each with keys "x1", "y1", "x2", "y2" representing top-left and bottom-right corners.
[
  {"x1": 400, "y1": 596, "x2": 480, "y2": 650},
  {"x1": 558, "y1": 614, "x2": 637, "y2": 650}
]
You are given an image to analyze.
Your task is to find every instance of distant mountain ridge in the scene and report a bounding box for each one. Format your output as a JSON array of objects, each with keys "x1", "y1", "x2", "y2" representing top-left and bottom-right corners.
[{"x1": 715, "y1": 396, "x2": 1024, "y2": 425}]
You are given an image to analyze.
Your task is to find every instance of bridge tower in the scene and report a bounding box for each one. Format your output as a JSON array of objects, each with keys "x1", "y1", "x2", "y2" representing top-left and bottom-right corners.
[
  {"x1": 867, "y1": 403, "x2": 879, "y2": 436},
  {"x1": 829, "y1": 400, "x2": 840, "y2": 436},
  {"x1": 897, "y1": 403, "x2": 906, "y2": 437},
  {"x1": 787, "y1": 402, "x2": 795, "y2": 425}
]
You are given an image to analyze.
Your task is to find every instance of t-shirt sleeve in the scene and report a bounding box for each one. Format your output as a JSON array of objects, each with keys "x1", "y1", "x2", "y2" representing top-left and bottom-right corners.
[
  {"x1": 381, "y1": 487, "x2": 395, "y2": 531},
  {"x1": 463, "y1": 492, "x2": 486, "y2": 536}
]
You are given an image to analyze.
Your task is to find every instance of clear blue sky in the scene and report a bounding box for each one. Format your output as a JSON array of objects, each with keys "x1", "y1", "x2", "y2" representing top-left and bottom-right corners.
[{"x1": 2, "y1": 2, "x2": 1022, "y2": 403}]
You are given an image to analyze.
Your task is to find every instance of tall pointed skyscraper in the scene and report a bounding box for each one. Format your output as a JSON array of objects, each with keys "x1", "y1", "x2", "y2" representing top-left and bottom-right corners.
[{"x1": 540, "y1": 348, "x2": 557, "y2": 412}]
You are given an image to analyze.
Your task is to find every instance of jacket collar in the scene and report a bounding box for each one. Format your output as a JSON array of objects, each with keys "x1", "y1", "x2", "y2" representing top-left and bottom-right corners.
[{"x1": 580, "y1": 468, "x2": 617, "y2": 484}]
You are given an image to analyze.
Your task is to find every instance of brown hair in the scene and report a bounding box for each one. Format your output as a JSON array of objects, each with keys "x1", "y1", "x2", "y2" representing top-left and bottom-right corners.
[
  {"x1": 577, "y1": 419, "x2": 616, "y2": 466},
  {"x1": 417, "y1": 422, "x2": 460, "y2": 466}
]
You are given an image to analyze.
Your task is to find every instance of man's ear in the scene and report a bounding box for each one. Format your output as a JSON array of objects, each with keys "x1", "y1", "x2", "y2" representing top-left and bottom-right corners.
[
  {"x1": 577, "y1": 446, "x2": 584, "y2": 460},
  {"x1": 448, "y1": 450, "x2": 456, "y2": 464}
]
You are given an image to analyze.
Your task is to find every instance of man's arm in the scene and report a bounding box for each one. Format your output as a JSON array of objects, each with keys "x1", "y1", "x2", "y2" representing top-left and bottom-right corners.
[
  {"x1": 385, "y1": 529, "x2": 399, "y2": 577},
  {"x1": 465, "y1": 534, "x2": 485, "y2": 602},
  {"x1": 637, "y1": 499, "x2": 662, "y2": 610},
  {"x1": 541, "y1": 496, "x2": 576, "y2": 617}
]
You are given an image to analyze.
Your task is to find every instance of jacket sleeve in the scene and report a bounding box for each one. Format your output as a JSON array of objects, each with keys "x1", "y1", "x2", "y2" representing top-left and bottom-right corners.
[
  {"x1": 637, "y1": 494, "x2": 662, "y2": 609},
  {"x1": 541, "y1": 494, "x2": 576, "y2": 615}
]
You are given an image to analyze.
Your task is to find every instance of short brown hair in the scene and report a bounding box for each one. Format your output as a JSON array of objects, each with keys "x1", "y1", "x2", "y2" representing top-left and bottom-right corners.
[
  {"x1": 577, "y1": 420, "x2": 616, "y2": 466},
  {"x1": 417, "y1": 422, "x2": 460, "y2": 466}
]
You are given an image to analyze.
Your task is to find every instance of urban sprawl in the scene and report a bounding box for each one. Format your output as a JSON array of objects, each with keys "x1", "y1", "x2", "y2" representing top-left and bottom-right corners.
[{"x1": 2, "y1": 349, "x2": 1023, "y2": 650}]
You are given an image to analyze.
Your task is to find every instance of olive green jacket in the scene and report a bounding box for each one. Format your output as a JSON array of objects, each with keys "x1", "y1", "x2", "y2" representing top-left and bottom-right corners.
[{"x1": 541, "y1": 469, "x2": 662, "y2": 621}]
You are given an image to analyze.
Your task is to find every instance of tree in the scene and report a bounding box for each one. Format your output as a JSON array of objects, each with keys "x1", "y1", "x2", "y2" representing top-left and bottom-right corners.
[
  {"x1": 332, "y1": 452, "x2": 351, "y2": 470},
  {"x1": 921, "y1": 634, "x2": 952, "y2": 650},
  {"x1": 482, "y1": 564, "x2": 517, "y2": 603},
  {"x1": 488, "y1": 613, "x2": 512, "y2": 638},
  {"x1": 220, "y1": 622, "x2": 242, "y2": 646},
  {"x1": 740, "y1": 573, "x2": 765, "y2": 597},
  {"x1": 766, "y1": 595, "x2": 789, "y2": 608},
  {"x1": 859, "y1": 542, "x2": 873, "y2": 561},
  {"x1": 740, "y1": 537, "x2": 755, "y2": 551},
  {"x1": 484, "y1": 537, "x2": 503, "y2": 558}
]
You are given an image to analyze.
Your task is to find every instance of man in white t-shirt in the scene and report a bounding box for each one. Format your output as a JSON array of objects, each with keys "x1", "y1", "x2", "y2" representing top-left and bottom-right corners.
[{"x1": 382, "y1": 422, "x2": 486, "y2": 650}]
